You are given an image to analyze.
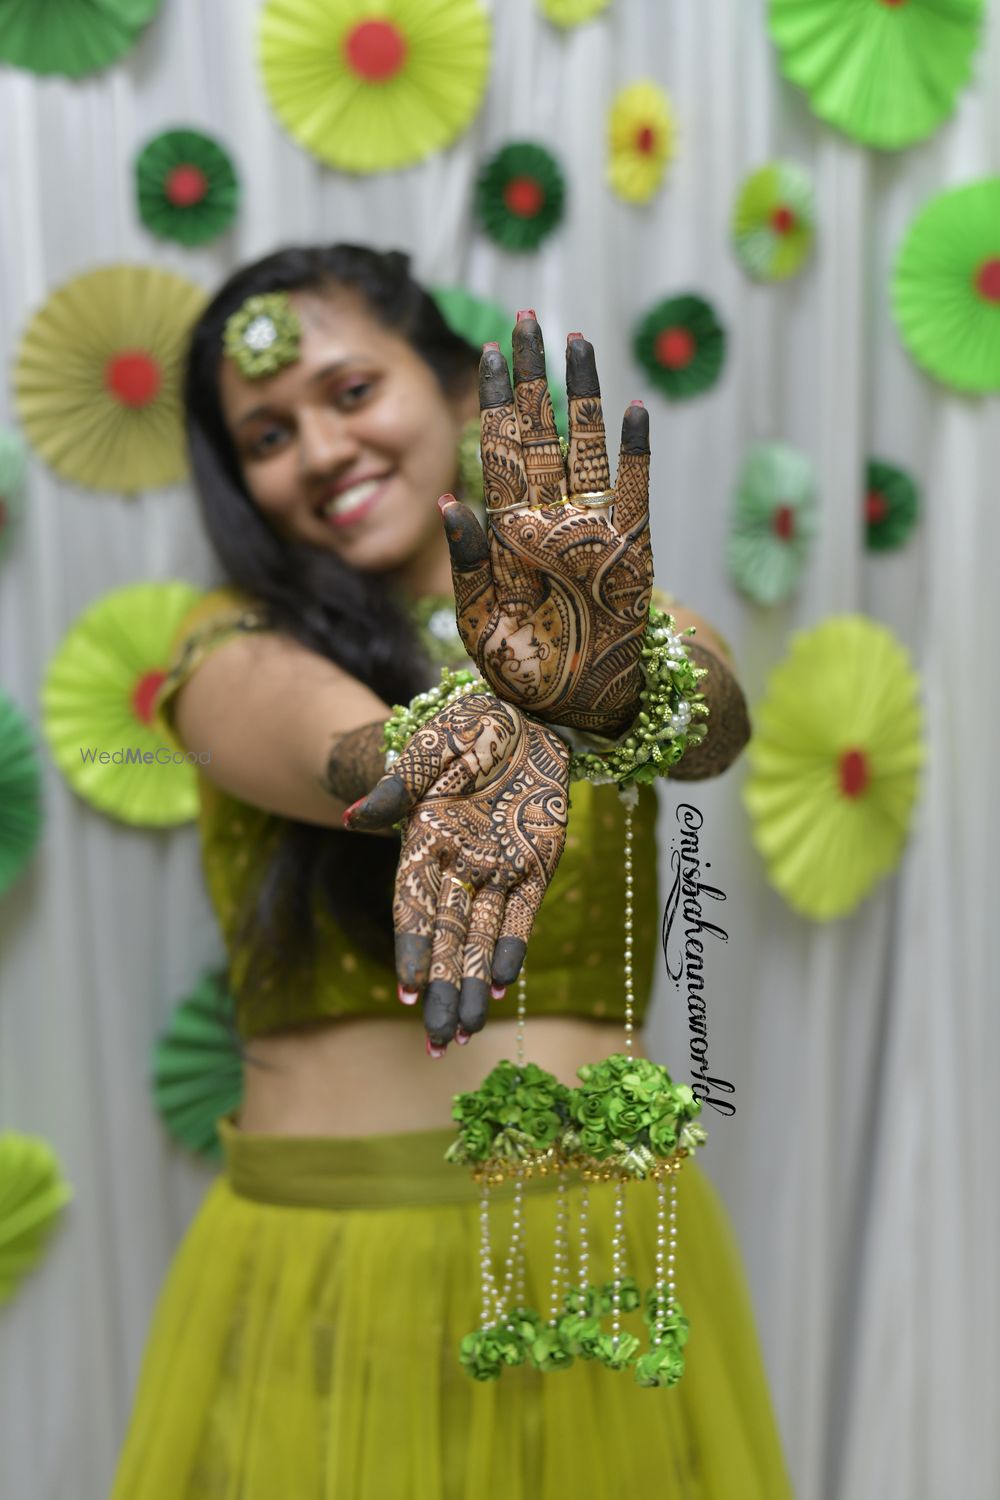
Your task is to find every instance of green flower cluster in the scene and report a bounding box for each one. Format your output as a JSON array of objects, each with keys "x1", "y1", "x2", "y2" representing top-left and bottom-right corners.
[
  {"x1": 562, "y1": 1054, "x2": 705, "y2": 1176},
  {"x1": 381, "y1": 667, "x2": 484, "y2": 761},
  {"x1": 222, "y1": 293, "x2": 301, "y2": 380},
  {"x1": 569, "y1": 606, "x2": 709, "y2": 788},
  {"x1": 446, "y1": 1060, "x2": 574, "y2": 1167},
  {"x1": 459, "y1": 1307, "x2": 544, "y2": 1381}
]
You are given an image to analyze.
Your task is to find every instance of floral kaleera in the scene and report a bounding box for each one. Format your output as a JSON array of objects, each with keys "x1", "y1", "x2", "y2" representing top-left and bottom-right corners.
[
  {"x1": 136, "y1": 128, "x2": 239, "y2": 247},
  {"x1": 259, "y1": 0, "x2": 491, "y2": 173},
  {"x1": 475, "y1": 142, "x2": 566, "y2": 252},
  {"x1": 607, "y1": 82, "x2": 675, "y2": 205}
]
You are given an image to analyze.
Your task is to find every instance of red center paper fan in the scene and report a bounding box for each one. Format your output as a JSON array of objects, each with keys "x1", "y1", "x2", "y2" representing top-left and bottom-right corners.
[{"x1": 343, "y1": 18, "x2": 408, "y2": 79}]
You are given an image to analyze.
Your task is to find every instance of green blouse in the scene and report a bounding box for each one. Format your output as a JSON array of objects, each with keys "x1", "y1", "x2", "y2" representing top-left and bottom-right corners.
[{"x1": 154, "y1": 588, "x2": 661, "y2": 1041}]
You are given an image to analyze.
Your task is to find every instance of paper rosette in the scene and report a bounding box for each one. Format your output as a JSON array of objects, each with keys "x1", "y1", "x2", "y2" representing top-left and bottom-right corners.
[
  {"x1": 475, "y1": 143, "x2": 566, "y2": 252},
  {"x1": 152, "y1": 973, "x2": 244, "y2": 1162},
  {"x1": 743, "y1": 616, "x2": 925, "y2": 921},
  {"x1": 0, "y1": 692, "x2": 42, "y2": 898},
  {"x1": 0, "y1": 0, "x2": 161, "y2": 78},
  {"x1": 0, "y1": 1134, "x2": 72, "y2": 1307},
  {"x1": 430, "y1": 285, "x2": 568, "y2": 437},
  {"x1": 0, "y1": 429, "x2": 27, "y2": 562},
  {"x1": 607, "y1": 82, "x2": 675, "y2": 205},
  {"x1": 42, "y1": 581, "x2": 202, "y2": 827},
  {"x1": 259, "y1": 0, "x2": 490, "y2": 174},
  {"x1": 768, "y1": 0, "x2": 985, "y2": 152},
  {"x1": 539, "y1": 0, "x2": 610, "y2": 24},
  {"x1": 892, "y1": 179, "x2": 1000, "y2": 393},
  {"x1": 136, "y1": 129, "x2": 239, "y2": 247},
  {"x1": 14, "y1": 265, "x2": 206, "y2": 494},
  {"x1": 865, "y1": 460, "x2": 920, "y2": 552},
  {"x1": 727, "y1": 443, "x2": 818, "y2": 604},
  {"x1": 634, "y1": 295, "x2": 726, "y2": 401},
  {"x1": 732, "y1": 162, "x2": 815, "y2": 281}
]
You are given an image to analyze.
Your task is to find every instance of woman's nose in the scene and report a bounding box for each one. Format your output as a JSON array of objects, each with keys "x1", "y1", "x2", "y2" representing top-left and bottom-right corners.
[{"x1": 297, "y1": 408, "x2": 360, "y2": 479}]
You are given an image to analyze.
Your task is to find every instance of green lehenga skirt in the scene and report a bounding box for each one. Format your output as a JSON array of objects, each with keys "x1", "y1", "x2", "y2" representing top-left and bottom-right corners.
[{"x1": 111, "y1": 1116, "x2": 792, "y2": 1499}]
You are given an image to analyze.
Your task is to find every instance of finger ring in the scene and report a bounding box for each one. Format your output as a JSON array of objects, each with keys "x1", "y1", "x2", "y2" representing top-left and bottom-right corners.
[
  {"x1": 484, "y1": 499, "x2": 532, "y2": 515},
  {"x1": 568, "y1": 490, "x2": 615, "y2": 508},
  {"x1": 447, "y1": 874, "x2": 476, "y2": 897}
]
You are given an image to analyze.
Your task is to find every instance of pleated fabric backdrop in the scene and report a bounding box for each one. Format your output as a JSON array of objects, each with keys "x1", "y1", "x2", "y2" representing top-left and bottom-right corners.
[{"x1": 0, "y1": 1, "x2": 997, "y2": 1496}]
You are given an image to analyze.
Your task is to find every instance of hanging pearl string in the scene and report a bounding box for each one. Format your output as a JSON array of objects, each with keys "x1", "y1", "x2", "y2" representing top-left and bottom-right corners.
[
  {"x1": 623, "y1": 803, "x2": 635, "y2": 1056},
  {"x1": 667, "y1": 1174, "x2": 678, "y2": 1318},
  {"x1": 548, "y1": 1172, "x2": 569, "y2": 1326},
  {"x1": 479, "y1": 1182, "x2": 497, "y2": 1330},
  {"x1": 610, "y1": 1179, "x2": 626, "y2": 1348},
  {"x1": 577, "y1": 1185, "x2": 590, "y2": 1298},
  {"x1": 497, "y1": 1167, "x2": 525, "y2": 1321},
  {"x1": 515, "y1": 968, "x2": 527, "y2": 1068}
]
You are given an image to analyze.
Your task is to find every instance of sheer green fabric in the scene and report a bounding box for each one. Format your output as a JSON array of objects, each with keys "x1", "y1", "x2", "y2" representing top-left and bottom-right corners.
[{"x1": 111, "y1": 1118, "x2": 793, "y2": 1499}]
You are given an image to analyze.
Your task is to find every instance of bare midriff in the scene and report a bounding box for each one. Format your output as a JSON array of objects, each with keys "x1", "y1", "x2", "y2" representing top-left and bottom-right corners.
[{"x1": 236, "y1": 1014, "x2": 648, "y2": 1137}]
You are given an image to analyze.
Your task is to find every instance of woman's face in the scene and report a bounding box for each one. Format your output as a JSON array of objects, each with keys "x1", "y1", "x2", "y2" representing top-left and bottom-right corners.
[{"x1": 218, "y1": 288, "x2": 476, "y2": 585}]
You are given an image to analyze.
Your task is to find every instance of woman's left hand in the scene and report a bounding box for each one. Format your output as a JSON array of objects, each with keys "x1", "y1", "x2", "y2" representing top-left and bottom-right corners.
[{"x1": 439, "y1": 316, "x2": 654, "y2": 738}]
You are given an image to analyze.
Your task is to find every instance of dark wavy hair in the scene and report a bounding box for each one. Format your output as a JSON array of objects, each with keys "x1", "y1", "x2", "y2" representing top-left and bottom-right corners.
[{"x1": 183, "y1": 244, "x2": 479, "y2": 1019}]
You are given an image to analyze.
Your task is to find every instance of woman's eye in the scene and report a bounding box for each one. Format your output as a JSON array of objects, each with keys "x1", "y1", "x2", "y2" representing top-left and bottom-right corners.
[
  {"x1": 248, "y1": 425, "x2": 288, "y2": 459},
  {"x1": 337, "y1": 381, "x2": 373, "y2": 408}
]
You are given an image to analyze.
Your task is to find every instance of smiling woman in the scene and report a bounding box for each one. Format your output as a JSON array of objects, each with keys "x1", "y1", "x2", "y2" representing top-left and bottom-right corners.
[{"x1": 111, "y1": 244, "x2": 791, "y2": 1499}]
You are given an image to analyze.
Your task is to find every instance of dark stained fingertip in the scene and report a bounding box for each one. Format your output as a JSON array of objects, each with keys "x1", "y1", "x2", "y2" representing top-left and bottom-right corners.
[
  {"x1": 396, "y1": 933, "x2": 431, "y2": 991},
  {"x1": 441, "y1": 499, "x2": 490, "y2": 571},
  {"x1": 491, "y1": 936, "x2": 527, "y2": 987},
  {"x1": 566, "y1": 335, "x2": 601, "y2": 398},
  {"x1": 425, "y1": 1036, "x2": 447, "y2": 1059},
  {"x1": 621, "y1": 402, "x2": 650, "y2": 455},
  {"x1": 512, "y1": 318, "x2": 546, "y2": 382},
  {"x1": 342, "y1": 796, "x2": 366, "y2": 827},
  {"x1": 479, "y1": 346, "x2": 513, "y2": 408},
  {"x1": 458, "y1": 976, "x2": 490, "y2": 1035},
  {"x1": 423, "y1": 979, "x2": 460, "y2": 1046},
  {"x1": 344, "y1": 773, "x2": 409, "y2": 829}
]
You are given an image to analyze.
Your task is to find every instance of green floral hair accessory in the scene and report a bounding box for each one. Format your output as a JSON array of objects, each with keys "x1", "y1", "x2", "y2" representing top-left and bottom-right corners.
[{"x1": 223, "y1": 292, "x2": 301, "y2": 379}]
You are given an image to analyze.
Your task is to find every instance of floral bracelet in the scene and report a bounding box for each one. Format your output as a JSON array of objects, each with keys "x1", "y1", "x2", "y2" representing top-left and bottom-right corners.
[{"x1": 382, "y1": 605, "x2": 708, "y2": 789}]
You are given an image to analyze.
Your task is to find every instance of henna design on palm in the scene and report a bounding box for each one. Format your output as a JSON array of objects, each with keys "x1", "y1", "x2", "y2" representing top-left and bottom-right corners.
[
  {"x1": 440, "y1": 321, "x2": 655, "y2": 738},
  {"x1": 343, "y1": 692, "x2": 570, "y2": 1047}
]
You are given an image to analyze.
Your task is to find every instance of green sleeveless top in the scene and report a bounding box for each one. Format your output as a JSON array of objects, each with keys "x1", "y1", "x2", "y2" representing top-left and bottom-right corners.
[{"x1": 153, "y1": 588, "x2": 661, "y2": 1041}]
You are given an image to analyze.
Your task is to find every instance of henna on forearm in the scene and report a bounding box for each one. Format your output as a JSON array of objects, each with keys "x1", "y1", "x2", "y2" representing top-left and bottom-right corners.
[
  {"x1": 668, "y1": 643, "x2": 751, "y2": 781},
  {"x1": 321, "y1": 720, "x2": 393, "y2": 812}
]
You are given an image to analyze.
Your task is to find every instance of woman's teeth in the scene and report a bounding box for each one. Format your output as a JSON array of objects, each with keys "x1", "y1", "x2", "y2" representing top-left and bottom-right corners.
[{"x1": 322, "y1": 477, "x2": 383, "y2": 521}]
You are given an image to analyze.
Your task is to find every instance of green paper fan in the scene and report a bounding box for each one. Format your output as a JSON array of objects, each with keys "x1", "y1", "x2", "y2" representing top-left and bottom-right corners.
[
  {"x1": 14, "y1": 265, "x2": 206, "y2": 494},
  {"x1": 768, "y1": 0, "x2": 985, "y2": 152},
  {"x1": 475, "y1": 143, "x2": 566, "y2": 252},
  {"x1": 259, "y1": 0, "x2": 491, "y2": 174},
  {"x1": 136, "y1": 129, "x2": 239, "y2": 247},
  {"x1": 41, "y1": 581, "x2": 202, "y2": 828},
  {"x1": 152, "y1": 973, "x2": 244, "y2": 1162},
  {"x1": 732, "y1": 162, "x2": 815, "y2": 282},
  {"x1": 0, "y1": 692, "x2": 43, "y2": 898},
  {"x1": 0, "y1": 1134, "x2": 72, "y2": 1306},
  {"x1": 865, "y1": 460, "x2": 920, "y2": 551},
  {"x1": 892, "y1": 178, "x2": 1000, "y2": 394},
  {"x1": 430, "y1": 286, "x2": 568, "y2": 438},
  {"x1": 743, "y1": 616, "x2": 925, "y2": 921},
  {"x1": 727, "y1": 442, "x2": 818, "y2": 604},
  {"x1": 539, "y1": 0, "x2": 611, "y2": 27},
  {"x1": 634, "y1": 295, "x2": 726, "y2": 401},
  {"x1": 0, "y1": 429, "x2": 27, "y2": 561},
  {"x1": 0, "y1": 0, "x2": 161, "y2": 78}
]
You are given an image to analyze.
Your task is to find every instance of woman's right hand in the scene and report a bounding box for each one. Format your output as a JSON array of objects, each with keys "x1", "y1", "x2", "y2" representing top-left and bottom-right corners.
[{"x1": 343, "y1": 692, "x2": 570, "y2": 1052}]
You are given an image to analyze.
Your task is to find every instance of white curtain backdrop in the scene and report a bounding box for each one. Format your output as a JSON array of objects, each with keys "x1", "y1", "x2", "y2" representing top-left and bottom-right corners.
[{"x1": 1, "y1": 2, "x2": 997, "y2": 1496}]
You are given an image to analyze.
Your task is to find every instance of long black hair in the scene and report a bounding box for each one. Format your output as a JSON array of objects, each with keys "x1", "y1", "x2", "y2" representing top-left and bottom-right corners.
[{"x1": 183, "y1": 245, "x2": 480, "y2": 1018}]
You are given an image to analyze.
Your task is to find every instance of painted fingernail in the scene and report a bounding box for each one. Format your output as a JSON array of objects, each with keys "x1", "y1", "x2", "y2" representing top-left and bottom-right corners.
[
  {"x1": 482, "y1": 341, "x2": 501, "y2": 352},
  {"x1": 437, "y1": 492, "x2": 457, "y2": 514},
  {"x1": 567, "y1": 331, "x2": 584, "y2": 342},
  {"x1": 425, "y1": 1036, "x2": 447, "y2": 1059},
  {"x1": 630, "y1": 399, "x2": 644, "y2": 407},
  {"x1": 490, "y1": 983, "x2": 507, "y2": 1001},
  {"x1": 455, "y1": 1026, "x2": 471, "y2": 1045},
  {"x1": 342, "y1": 797, "x2": 366, "y2": 827},
  {"x1": 398, "y1": 984, "x2": 420, "y2": 1006},
  {"x1": 516, "y1": 308, "x2": 537, "y2": 321}
]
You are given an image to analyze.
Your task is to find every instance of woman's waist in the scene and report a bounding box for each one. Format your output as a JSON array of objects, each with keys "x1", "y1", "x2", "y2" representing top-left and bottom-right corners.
[{"x1": 237, "y1": 1013, "x2": 648, "y2": 1138}]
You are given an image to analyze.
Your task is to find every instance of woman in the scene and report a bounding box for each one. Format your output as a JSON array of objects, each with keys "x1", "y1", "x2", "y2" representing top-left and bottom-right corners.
[{"x1": 111, "y1": 244, "x2": 792, "y2": 1498}]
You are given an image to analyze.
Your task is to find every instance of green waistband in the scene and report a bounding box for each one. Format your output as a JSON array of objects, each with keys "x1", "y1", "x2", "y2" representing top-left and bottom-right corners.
[{"x1": 217, "y1": 1115, "x2": 562, "y2": 1212}]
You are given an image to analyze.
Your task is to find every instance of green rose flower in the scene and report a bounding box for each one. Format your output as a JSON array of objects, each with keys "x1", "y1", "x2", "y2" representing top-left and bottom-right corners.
[
  {"x1": 634, "y1": 1344, "x2": 686, "y2": 1388},
  {"x1": 649, "y1": 1117, "x2": 678, "y2": 1155},
  {"x1": 459, "y1": 1329, "x2": 504, "y2": 1381},
  {"x1": 579, "y1": 1126, "x2": 609, "y2": 1158},
  {"x1": 529, "y1": 1328, "x2": 575, "y2": 1372},
  {"x1": 557, "y1": 1312, "x2": 603, "y2": 1359},
  {"x1": 460, "y1": 1118, "x2": 493, "y2": 1161},
  {"x1": 523, "y1": 1109, "x2": 563, "y2": 1146},
  {"x1": 607, "y1": 1098, "x2": 643, "y2": 1138},
  {"x1": 594, "y1": 1330, "x2": 640, "y2": 1371}
]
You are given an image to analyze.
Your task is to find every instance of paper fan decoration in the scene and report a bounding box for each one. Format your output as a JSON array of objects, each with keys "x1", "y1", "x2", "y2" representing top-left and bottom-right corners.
[
  {"x1": 865, "y1": 460, "x2": 920, "y2": 551},
  {"x1": 0, "y1": 429, "x2": 27, "y2": 562},
  {"x1": 732, "y1": 162, "x2": 815, "y2": 281},
  {"x1": 259, "y1": 0, "x2": 491, "y2": 174},
  {"x1": 0, "y1": 1134, "x2": 72, "y2": 1307},
  {"x1": 768, "y1": 0, "x2": 985, "y2": 152},
  {"x1": 136, "y1": 129, "x2": 239, "y2": 247},
  {"x1": 42, "y1": 581, "x2": 202, "y2": 828},
  {"x1": 0, "y1": 692, "x2": 42, "y2": 898},
  {"x1": 0, "y1": 0, "x2": 161, "y2": 78},
  {"x1": 152, "y1": 972, "x2": 244, "y2": 1162},
  {"x1": 892, "y1": 178, "x2": 1000, "y2": 393},
  {"x1": 727, "y1": 443, "x2": 818, "y2": 604},
  {"x1": 607, "y1": 81, "x2": 675, "y2": 205},
  {"x1": 475, "y1": 143, "x2": 566, "y2": 252},
  {"x1": 430, "y1": 285, "x2": 568, "y2": 438},
  {"x1": 743, "y1": 616, "x2": 925, "y2": 921},
  {"x1": 15, "y1": 266, "x2": 206, "y2": 494},
  {"x1": 539, "y1": 0, "x2": 611, "y2": 28},
  {"x1": 634, "y1": 295, "x2": 726, "y2": 401}
]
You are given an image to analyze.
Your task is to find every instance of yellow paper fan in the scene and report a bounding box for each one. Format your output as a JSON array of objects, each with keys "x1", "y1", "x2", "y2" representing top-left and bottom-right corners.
[
  {"x1": 607, "y1": 81, "x2": 675, "y2": 204},
  {"x1": 0, "y1": 1134, "x2": 72, "y2": 1307},
  {"x1": 14, "y1": 265, "x2": 206, "y2": 494}
]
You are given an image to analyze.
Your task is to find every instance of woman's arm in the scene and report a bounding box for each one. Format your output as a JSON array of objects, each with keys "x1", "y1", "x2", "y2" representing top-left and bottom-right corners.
[
  {"x1": 663, "y1": 603, "x2": 751, "y2": 781},
  {"x1": 172, "y1": 629, "x2": 395, "y2": 831}
]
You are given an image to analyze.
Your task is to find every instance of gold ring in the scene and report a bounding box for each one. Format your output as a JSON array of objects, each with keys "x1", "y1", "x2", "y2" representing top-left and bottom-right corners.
[
  {"x1": 568, "y1": 490, "x2": 615, "y2": 508},
  {"x1": 447, "y1": 874, "x2": 476, "y2": 897}
]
